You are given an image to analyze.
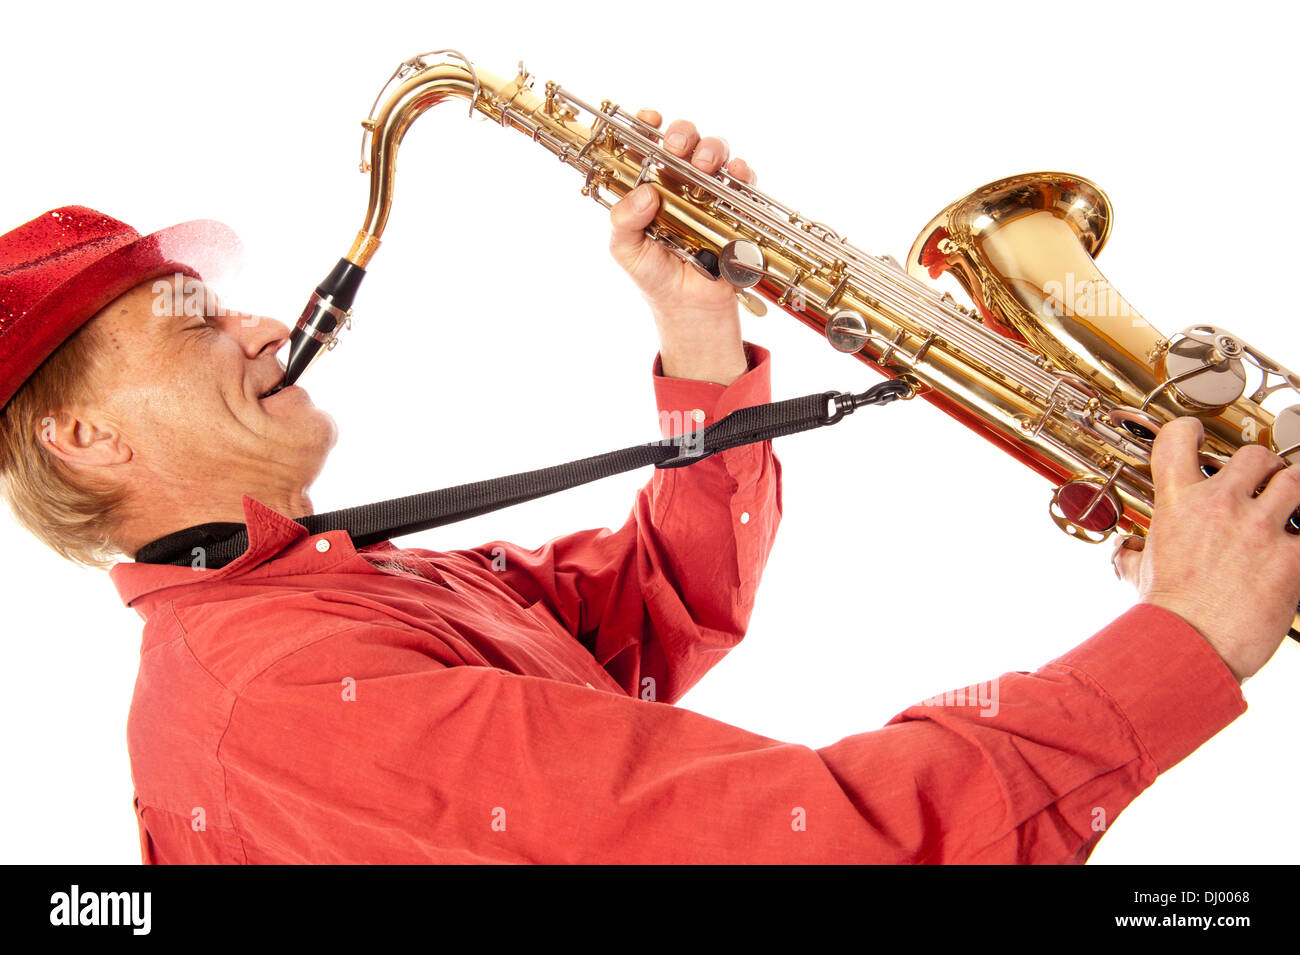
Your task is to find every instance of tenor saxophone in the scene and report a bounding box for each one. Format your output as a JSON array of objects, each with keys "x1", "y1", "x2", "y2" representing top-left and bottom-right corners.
[{"x1": 280, "y1": 49, "x2": 1300, "y2": 636}]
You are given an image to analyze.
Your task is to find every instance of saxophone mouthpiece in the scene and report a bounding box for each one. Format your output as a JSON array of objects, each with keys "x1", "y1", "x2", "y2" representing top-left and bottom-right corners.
[{"x1": 277, "y1": 257, "x2": 367, "y2": 391}]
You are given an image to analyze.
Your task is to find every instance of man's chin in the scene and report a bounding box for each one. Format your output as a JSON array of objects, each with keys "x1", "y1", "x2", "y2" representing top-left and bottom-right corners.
[
  {"x1": 257, "y1": 386, "x2": 338, "y2": 446},
  {"x1": 320, "y1": 410, "x2": 340, "y2": 451}
]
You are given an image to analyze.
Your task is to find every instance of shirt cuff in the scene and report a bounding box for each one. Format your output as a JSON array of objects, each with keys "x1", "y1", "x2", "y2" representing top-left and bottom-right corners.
[
  {"x1": 1045, "y1": 603, "x2": 1247, "y2": 774},
  {"x1": 651, "y1": 343, "x2": 772, "y2": 437}
]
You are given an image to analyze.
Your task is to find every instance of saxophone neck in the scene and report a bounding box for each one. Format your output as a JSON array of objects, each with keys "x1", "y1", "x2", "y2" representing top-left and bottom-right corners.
[
  {"x1": 349, "y1": 53, "x2": 541, "y2": 268},
  {"x1": 283, "y1": 53, "x2": 563, "y2": 390}
]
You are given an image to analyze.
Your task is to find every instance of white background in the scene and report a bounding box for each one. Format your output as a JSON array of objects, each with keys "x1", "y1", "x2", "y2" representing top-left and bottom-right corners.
[{"x1": 1, "y1": 0, "x2": 1296, "y2": 864}]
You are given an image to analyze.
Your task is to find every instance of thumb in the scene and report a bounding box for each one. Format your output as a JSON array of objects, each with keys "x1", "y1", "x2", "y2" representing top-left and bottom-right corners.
[
  {"x1": 608, "y1": 184, "x2": 660, "y2": 270},
  {"x1": 1111, "y1": 535, "x2": 1144, "y2": 587}
]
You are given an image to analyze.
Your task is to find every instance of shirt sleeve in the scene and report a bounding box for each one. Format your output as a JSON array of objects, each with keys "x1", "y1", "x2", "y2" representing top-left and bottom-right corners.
[
  {"x1": 214, "y1": 602, "x2": 1245, "y2": 864},
  {"x1": 436, "y1": 342, "x2": 781, "y2": 703}
]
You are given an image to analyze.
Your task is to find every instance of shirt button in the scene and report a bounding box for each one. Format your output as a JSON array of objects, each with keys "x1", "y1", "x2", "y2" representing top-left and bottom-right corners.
[
  {"x1": 740, "y1": 511, "x2": 751, "y2": 525},
  {"x1": 315, "y1": 539, "x2": 331, "y2": 553},
  {"x1": 691, "y1": 409, "x2": 706, "y2": 423}
]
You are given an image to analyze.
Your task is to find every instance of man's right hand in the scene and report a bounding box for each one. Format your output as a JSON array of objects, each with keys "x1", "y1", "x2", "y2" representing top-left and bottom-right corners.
[{"x1": 1113, "y1": 416, "x2": 1300, "y2": 683}]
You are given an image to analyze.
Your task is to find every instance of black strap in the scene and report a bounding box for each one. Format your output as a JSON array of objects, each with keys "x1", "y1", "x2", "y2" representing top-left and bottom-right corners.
[{"x1": 135, "y1": 380, "x2": 911, "y2": 568}]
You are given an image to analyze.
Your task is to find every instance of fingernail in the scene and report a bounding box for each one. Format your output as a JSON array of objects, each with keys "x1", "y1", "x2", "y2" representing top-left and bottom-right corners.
[
  {"x1": 666, "y1": 132, "x2": 686, "y2": 151},
  {"x1": 632, "y1": 185, "x2": 654, "y2": 211},
  {"x1": 694, "y1": 146, "x2": 715, "y2": 165}
]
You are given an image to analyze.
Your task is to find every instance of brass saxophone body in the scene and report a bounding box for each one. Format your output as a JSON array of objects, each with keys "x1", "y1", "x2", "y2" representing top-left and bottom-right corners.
[{"x1": 292, "y1": 50, "x2": 1300, "y2": 634}]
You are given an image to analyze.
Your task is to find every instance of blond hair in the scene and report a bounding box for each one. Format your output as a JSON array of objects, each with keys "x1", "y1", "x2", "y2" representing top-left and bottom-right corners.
[{"x1": 0, "y1": 318, "x2": 130, "y2": 568}]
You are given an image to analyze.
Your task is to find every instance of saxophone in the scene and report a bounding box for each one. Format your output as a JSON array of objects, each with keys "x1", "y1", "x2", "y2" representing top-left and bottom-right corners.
[{"x1": 280, "y1": 49, "x2": 1300, "y2": 636}]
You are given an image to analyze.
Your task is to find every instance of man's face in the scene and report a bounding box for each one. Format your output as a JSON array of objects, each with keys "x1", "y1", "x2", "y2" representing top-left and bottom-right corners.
[{"x1": 80, "y1": 276, "x2": 338, "y2": 503}]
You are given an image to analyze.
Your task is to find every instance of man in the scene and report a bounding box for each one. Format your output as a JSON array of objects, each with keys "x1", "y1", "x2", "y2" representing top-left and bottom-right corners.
[{"x1": 1, "y1": 114, "x2": 1294, "y2": 864}]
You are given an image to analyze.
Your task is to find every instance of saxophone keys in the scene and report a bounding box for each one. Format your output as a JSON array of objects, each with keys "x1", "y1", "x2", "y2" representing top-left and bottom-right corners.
[
  {"x1": 1197, "y1": 450, "x2": 1231, "y2": 479},
  {"x1": 687, "y1": 248, "x2": 721, "y2": 281},
  {"x1": 1115, "y1": 532, "x2": 1146, "y2": 553},
  {"x1": 1161, "y1": 333, "x2": 1248, "y2": 409},
  {"x1": 825, "y1": 309, "x2": 871, "y2": 354},
  {"x1": 652, "y1": 232, "x2": 724, "y2": 282},
  {"x1": 1049, "y1": 479, "x2": 1122, "y2": 542},
  {"x1": 1110, "y1": 532, "x2": 1146, "y2": 581},
  {"x1": 718, "y1": 239, "x2": 765, "y2": 288},
  {"x1": 1106, "y1": 406, "x2": 1165, "y2": 443},
  {"x1": 736, "y1": 290, "x2": 767, "y2": 317},
  {"x1": 1270, "y1": 412, "x2": 1300, "y2": 538},
  {"x1": 1269, "y1": 405, "x2": 1300, "y2": 466}
]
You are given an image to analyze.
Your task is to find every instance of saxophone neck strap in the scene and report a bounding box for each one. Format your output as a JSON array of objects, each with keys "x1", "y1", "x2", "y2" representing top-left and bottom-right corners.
[{"x1": 134, "y1": 379, "x2": 912, "y2": 568}]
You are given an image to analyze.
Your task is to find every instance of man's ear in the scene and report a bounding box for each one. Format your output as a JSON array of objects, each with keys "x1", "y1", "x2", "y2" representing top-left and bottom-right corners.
[{"x1": 37, "y1": 407, "x2": 132, "y2": 469}]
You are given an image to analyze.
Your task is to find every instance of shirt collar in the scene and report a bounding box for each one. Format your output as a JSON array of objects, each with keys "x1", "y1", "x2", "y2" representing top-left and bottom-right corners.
[{"x1": 109, "y1": 494, "x2": 364, "y2": 613}]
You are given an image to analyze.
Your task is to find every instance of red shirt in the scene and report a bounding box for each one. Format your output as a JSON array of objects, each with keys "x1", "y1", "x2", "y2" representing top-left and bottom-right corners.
[{"x1": 109, "y1": 344, "x2": 1246, "y2": 863}]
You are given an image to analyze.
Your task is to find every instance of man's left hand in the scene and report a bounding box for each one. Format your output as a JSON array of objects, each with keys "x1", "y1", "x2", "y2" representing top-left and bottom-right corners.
[{"x1": 608, "y1": 110, "x2": 757, "y2": 387}]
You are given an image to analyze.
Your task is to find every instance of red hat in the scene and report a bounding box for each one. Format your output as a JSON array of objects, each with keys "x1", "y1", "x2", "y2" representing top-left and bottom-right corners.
[{"x1": 0, "y1": 206, "x2": 241, "y2": 411}]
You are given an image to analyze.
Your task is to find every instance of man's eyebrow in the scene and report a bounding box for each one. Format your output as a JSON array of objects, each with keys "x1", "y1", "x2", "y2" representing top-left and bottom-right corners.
[{"x1": 159, "y1": 293, "x2": 224, "y2": 323}]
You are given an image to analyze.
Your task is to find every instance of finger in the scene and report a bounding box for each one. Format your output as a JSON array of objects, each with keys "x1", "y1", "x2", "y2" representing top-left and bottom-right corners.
[
  {"x1": 663, "y1": 119, "x2": 699, "y2": 159},
  {"x1": 636, "y1": 109, "x2": 662, "y2": 128},
  {"x1": 608, "y1": 184, "x2": 661, "y2": 267},
  {"x1": 1214, "y1": 442, "x2": 1287, "y2": 499},
  {"x1": 691, "y1": 135, "x2": 730, "y2": 173},
  {"x1": 1112, "y1": 540, "x2": 1143, "y2": 586},
  {"x1": 727, "y1": 157, "x2": 757, "y2": 186},
  {"x1": 1255, "y1": 461, "x2": 1300, "y2": 525},
  {"x1": 1149, "y1": 416, "x2": 1205, "y2": 502}
]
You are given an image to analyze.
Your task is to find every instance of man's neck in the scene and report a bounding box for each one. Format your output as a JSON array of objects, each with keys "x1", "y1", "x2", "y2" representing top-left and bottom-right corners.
[{"x1": 116, "y1": 484, "x2": 315, "y2": 557}]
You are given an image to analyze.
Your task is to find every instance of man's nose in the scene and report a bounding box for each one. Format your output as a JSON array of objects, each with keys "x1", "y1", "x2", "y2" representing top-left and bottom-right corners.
[{"x1": 235, "y1": 313, "x2": 293, "y2": 354}]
